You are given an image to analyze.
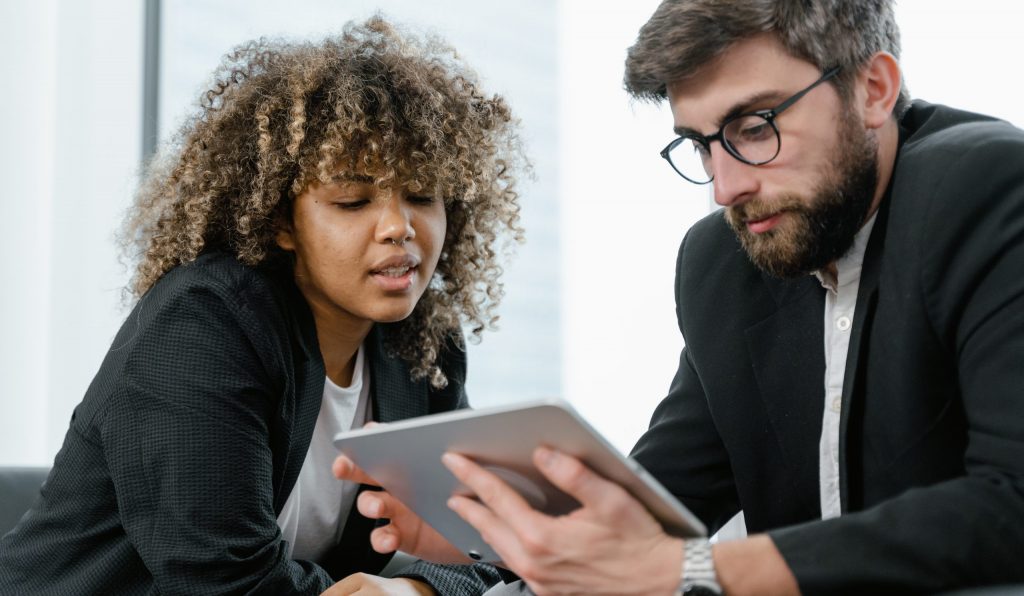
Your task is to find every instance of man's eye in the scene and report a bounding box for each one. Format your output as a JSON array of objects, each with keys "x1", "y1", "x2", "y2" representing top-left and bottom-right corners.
[
  {"x1": 729, "y1": 116, "x2": 773, "y2": 143},
  {"x1": 740, "y1": 123, "x2": 771, "y2": 140}
]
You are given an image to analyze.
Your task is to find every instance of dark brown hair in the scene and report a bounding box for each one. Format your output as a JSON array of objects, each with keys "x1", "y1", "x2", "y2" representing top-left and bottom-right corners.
[{"x1": 624, "y1": 0, "x2": 909, "y2": 116}]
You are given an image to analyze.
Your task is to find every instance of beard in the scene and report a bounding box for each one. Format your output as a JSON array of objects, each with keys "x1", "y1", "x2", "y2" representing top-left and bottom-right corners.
[{"x1": 724, "y1": 109, "x2": 879, "y2": 278}]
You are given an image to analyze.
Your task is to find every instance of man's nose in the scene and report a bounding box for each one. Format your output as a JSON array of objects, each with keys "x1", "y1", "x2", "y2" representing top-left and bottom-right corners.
[{"x1": 708, "y1": 149, "x2": 758, "y2": 208}]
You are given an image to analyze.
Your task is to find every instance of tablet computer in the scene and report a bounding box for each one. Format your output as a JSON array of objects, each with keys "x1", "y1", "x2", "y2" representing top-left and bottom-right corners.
[{"x1": 333, "y1": 399, "x2": 706, "y2": 563}]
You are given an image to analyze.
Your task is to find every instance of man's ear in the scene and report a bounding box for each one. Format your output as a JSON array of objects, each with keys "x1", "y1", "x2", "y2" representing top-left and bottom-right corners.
[{"x1": 859, "y1": 51, "x2": 902, "y2": 129}]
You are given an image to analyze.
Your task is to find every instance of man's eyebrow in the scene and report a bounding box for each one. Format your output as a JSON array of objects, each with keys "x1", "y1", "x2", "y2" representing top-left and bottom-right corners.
[{"x1": 672, "y1": 89, "x2": 788, "y2": 137}]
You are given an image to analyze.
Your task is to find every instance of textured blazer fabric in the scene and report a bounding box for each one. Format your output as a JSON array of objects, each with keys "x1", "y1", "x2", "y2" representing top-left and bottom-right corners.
[{"x1": 0, "y1": 251, "x2": 503, "y2": 595}]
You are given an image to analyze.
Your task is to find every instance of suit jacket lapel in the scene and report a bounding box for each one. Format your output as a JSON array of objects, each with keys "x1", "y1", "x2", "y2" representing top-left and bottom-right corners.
[
  {"x1": 327, "y1": 325, "x2": 429, "y2": 573},
  {"x1": 838, "y1": 194, "x2": 891, "y2": 511},
  {"x1": 271, "y1": 266, "x2": 326, "y2": 514},
  {"x1": 365, "y1": 325, "x2": 430, "y2": 423},
  {"x1": 745, "y1": 274, "x2": 827, "y2": 515}
]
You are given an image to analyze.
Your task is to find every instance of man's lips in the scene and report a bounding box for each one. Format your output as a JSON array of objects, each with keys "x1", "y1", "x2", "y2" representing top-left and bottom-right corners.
[{"x1": 746, "y1": 212, "x2": 785, "y2": 234}]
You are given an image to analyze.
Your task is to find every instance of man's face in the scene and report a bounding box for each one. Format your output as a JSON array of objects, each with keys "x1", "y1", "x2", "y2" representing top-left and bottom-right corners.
[{"x1": 667, "y1": 34, "x2": 879, "y2": 278}]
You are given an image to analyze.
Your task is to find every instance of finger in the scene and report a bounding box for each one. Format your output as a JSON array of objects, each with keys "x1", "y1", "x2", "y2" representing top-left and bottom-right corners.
[
  {"x1": 447, "y1": 493, "x2": 522, "y2": 564},
  {"x1": 333, "y1": 454, "x2": 379, "y2": 486},
  {"x1": 369, "y1": 526, "x2": 400, "y2": 554},
  {"x1": 442, "y1": 453, "x2": 548, "y2": 524},
  {"x1": 356, "y1": 490, "x2": 391, "y2": 519},
  {"x1": 533, "y1": 447, "x2": 652, "y2": 525},
  {"x1": 442, "y1": 451, "x2": 557, "y2": 562},
  {"x1": 321, "y1": 573, "x2": 361, "y2": 595}
]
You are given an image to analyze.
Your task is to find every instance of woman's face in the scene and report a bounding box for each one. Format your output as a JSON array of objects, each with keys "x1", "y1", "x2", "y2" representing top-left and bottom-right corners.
[{"x1": 276, "y1": 176, "x2": 446, "y2": 336}]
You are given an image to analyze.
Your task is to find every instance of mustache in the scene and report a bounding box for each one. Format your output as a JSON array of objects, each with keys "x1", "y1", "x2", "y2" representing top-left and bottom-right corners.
[{"x1": 726, "y1": 196, "x2": 807, "y2": 224}]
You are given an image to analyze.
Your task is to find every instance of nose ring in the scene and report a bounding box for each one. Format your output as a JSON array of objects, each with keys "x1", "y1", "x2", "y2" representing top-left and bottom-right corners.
[{"x1": 390, "y1": 238, "x2": 406, "y2": 247}]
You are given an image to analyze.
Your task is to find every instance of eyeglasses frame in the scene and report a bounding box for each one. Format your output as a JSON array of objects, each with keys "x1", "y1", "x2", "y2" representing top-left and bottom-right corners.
[{"x1": 659, "y1": 66, "x2": 842, "y2": 185}]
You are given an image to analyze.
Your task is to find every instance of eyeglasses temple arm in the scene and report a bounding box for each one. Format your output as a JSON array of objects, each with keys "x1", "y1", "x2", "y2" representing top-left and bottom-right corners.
[{"x1": 771, "y1": 65, "x2": 842, "y2": 118}]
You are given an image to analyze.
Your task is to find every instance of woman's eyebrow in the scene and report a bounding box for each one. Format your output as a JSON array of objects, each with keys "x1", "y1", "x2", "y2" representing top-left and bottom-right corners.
[{"x1": 330, "y1": 173, "x2": 375, "y2": 184}]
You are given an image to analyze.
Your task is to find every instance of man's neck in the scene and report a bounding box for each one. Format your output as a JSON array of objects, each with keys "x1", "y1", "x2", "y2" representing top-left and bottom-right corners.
[
  {"x1": 822, "y1": 118, "x2": 899, "y2": 277},
  {"x1": 866, "y1": 118, "x2": 900, "y2": 221}
]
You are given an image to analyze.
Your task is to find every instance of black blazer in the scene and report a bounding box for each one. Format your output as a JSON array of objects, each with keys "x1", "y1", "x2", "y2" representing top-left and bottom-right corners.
[
  {"x1": 0, "y1": 251, "x2": 500, "y2": 595},
  {"x1": 631, "y1": 101, "x2": 1024, "y2": 594}
]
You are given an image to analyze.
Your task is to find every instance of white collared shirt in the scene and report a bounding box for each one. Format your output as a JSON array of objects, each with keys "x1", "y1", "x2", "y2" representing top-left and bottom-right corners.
[{"x1": 813, "y1": 214, "x2": 877, "y2": 519}]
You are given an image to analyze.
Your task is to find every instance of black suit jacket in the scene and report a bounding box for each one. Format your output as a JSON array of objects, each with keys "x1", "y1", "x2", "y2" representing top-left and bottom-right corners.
[
  {"x1": 631, "y1": 101, "x2": 1024, "y2": 594},
  {"x1": 0, "y1": 251, "x2": 500, "y2": 595}
]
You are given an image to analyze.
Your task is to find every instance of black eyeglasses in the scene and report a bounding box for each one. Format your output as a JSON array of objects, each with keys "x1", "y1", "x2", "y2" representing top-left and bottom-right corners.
[{"x1": 659, "y1": 66, "x2": 841, "y2": 185}]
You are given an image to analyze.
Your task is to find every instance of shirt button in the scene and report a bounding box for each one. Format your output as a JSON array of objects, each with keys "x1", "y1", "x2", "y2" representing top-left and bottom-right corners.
[
  {"x1": 836, "y1": 316, "x2": 852, "y2": 331},
  {"x1": 831, "y1": 396, "x2": 842, "y2": 413}
]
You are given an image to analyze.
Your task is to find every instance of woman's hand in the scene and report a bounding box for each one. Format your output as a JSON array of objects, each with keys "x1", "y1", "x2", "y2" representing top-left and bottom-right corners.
[
  {"x1": 321, "y1": 574, "x2": 434, "y2": 596},
  {"x1": 332, "y1": 454, "x2": 472, "y2": 564}
]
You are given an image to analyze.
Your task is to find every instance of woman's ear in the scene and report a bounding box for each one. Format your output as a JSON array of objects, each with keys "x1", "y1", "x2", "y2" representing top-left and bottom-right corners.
[
  {"x1": 274, "y1": 215, "x2": 296, "y2": 251},
  {"x1": 859, "y1": 51, "x2": 902, "y2": 129}
]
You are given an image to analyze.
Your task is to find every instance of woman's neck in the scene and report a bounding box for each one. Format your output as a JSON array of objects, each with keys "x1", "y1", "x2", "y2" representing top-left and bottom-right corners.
[{"x1": 310, "y1": 311, "x2": 373, "y2": 388}]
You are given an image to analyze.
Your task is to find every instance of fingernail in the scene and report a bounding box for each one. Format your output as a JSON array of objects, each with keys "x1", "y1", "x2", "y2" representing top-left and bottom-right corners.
[
  {"x1": 536, "y1": 446, "x2": 558, "y2": 468},
  {"x1": 442, "y1": 452, "x2": 462, "y2": 470}
]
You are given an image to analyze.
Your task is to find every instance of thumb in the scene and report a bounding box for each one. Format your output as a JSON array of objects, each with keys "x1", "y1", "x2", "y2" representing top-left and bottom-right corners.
[{"x1": 333, "y1": 454, "x2": 380, "y2": 486}]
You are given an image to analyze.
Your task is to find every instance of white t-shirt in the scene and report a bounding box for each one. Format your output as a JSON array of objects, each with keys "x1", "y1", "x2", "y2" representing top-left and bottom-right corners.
[{"x1": 277, "y1": 346, "x2": 371, "y2": 561}]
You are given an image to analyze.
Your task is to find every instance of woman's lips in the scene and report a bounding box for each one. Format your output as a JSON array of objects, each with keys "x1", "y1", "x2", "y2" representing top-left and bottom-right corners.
[
  {"x1": 370, "y1": 264, "x2": 417, "y2": 291},
  {"x1": 746, "y1": 212, "x2": 784, "y2": 234}
]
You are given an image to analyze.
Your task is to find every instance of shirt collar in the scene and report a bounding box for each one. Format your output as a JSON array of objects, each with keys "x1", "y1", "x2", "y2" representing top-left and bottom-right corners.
[{"x1": 813, "y1": 212, "x2": 878, "y2": 292}]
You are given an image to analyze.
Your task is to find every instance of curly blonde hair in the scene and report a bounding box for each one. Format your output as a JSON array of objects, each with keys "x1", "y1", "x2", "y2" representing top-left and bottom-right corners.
[{"x1": 124, "y1": 16, "x2": 526, "y2": 387}]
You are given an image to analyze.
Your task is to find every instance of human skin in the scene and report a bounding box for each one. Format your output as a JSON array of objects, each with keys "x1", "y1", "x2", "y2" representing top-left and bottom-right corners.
[
  {"x1": 332, "y1": 33, "x2": 903, "y2": 595},
  {"x1": 276, "y1": 177, "x2": 446, "y2": 387},
  {"x1": 277, "y1": 177, "x2": 445, "y2": 595}
]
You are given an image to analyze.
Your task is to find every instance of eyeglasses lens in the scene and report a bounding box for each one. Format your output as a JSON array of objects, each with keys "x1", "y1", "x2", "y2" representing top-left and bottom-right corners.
[{"x1": 722, "y1": 115, "x2": 780, "y2": 165}]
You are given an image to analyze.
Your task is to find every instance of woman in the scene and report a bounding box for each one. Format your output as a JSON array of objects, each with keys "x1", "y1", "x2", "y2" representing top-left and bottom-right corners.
[{"x1": 0, "y1": 16, "x2": 523, "y2": 595}]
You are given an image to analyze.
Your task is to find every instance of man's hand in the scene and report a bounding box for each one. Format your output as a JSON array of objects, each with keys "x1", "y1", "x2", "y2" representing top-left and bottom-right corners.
[
  {"x1": 332, "y1": 454, "x2": 472, "y2": 564},
  {"x1": 442, "y1": 447, "x2": 684, "y2": 595},
  {"x1": 321, "y1": 574, "x2": 434, "y2": 596}
]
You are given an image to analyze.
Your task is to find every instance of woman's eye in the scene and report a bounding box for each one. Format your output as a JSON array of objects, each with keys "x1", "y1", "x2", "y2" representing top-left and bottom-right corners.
[
  {"x1": 408, "y1": 195, "x2": 437, "y2": 205},
  {"x1": 334, "y1": 199, "x2": 370, "y2": 210}
]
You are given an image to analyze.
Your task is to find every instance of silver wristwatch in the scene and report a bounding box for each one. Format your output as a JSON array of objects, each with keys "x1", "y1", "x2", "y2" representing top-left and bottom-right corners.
[{"x1": 679, "y1": 538, "x2": 723, "y2": 595}]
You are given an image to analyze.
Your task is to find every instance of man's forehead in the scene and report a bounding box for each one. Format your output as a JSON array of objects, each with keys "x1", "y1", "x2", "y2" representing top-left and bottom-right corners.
[{"x1": 665, "y1": 37, "x2": 819, "y2": 132}]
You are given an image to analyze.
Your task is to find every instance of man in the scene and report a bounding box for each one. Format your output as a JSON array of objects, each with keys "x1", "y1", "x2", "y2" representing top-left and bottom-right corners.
[{"x1": 337, "y1": 1, "x2": 1024, "y2": 593}]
